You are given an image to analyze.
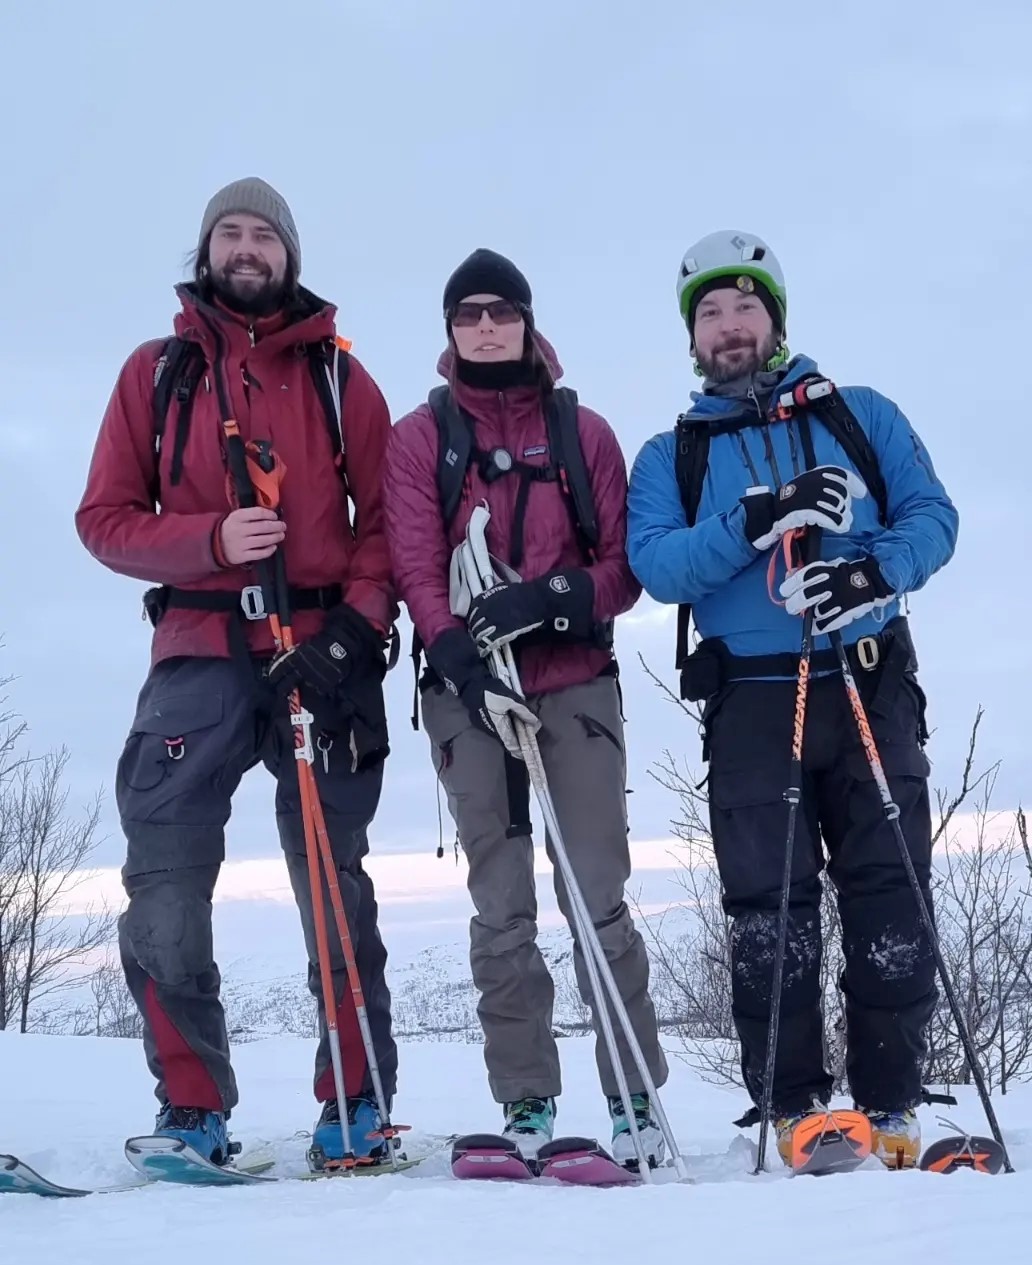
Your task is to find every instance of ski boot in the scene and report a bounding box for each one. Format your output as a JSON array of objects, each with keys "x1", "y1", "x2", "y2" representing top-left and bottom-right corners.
[
  {"x1": 608, "y1": 1092, "x2": 664, "y2": 1169},
  {"x1": 774, "y1": 1111, "x2": 808, "y2": 1168},
  {"x1": 865, "y1": 1107, "x2": 921, "y2": 1170},
  {"x1": 308, "y1": 1095, "x2": 387, "y2": 1172},
  {"x1": 501, "y1": 1096, "x2": 556, "y2": 1161},
  {"x1": 153, "y1": 1102, "x2": 235, "y2": 1166}
]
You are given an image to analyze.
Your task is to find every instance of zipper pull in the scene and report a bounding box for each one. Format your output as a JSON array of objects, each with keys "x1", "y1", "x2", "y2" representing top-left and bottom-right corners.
[
  {"x1": 248, "y1": 325, "x2": 256, "y2": 347},
  {"x1": 747, "y1": 386, "x2": 763, "y2": 419}
]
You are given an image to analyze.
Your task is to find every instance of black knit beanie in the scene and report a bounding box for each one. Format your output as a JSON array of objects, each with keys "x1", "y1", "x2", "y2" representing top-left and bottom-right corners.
[{"x1": 443, "y1": 248, "x2": 533, "y2": 318}]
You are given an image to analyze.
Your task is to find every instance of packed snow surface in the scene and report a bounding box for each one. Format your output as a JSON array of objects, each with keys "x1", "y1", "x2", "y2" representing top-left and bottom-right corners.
[{"x1": 1, "y1": 1029, "x2": 1029, "y2": 1262}]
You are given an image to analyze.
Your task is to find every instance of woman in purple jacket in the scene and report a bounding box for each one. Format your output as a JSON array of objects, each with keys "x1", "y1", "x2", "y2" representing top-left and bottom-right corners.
[{"x1": 384, "y1": 249, "x2": 668, "y2": 1166}]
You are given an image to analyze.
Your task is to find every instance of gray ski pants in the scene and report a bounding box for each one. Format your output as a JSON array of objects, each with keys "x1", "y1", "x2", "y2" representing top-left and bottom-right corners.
[
  {"x1": 422, "y1": 670, "x2": 668, "y2": 1105},
  {"x1": 115, "y1": 655, "x2": 397, "y2": 1114}
]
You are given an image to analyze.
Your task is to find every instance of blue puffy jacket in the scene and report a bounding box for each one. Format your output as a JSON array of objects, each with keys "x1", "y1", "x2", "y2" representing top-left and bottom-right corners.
[{"x1": 626, "y1": 354, "x2": 959, "y2": 666}]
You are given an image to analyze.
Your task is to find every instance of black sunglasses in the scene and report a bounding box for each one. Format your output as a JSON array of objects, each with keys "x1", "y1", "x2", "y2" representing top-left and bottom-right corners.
[{"x1": 448, "y1": 299, "x2": 525, "y2": 328}]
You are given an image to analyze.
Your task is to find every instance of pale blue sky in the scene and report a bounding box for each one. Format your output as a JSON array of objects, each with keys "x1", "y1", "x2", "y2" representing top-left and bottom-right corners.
[{"x1": 1, "y1": 0, "x2": 1029, "y2": 883}]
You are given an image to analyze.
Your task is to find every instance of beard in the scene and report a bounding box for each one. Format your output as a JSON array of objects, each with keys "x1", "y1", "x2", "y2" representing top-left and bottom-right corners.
[
  {"x1": 697, "y1": 330, "x2": 780, "y2": 384},
  {"x1": 209, "y1": 255, "x2": 288, "y2": 317}
]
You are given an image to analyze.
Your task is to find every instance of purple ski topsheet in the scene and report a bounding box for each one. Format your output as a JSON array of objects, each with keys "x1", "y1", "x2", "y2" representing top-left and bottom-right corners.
[
  {"x1": 450, "y1": 1134, "x2": 535, "y2": 1181},
  {"x1": 537, "y1": 1139, "x2": 641, "y2": 1186}
]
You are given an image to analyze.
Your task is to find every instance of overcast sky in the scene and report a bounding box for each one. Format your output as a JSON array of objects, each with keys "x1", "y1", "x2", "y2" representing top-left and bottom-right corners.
[{"x1": 1, "y1": 1, "x2": 1029, "y2": 960}]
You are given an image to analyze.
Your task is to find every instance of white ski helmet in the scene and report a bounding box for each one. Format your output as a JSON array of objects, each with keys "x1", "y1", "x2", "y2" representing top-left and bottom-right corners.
[{"x1": 676, "y1": 230, "x2": 787, "y2": 333}]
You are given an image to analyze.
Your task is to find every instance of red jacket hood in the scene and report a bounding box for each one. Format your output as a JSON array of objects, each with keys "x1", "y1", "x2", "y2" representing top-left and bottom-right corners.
[{"x1": 172, "y1": 281, "x2": 341, "y2": 359}]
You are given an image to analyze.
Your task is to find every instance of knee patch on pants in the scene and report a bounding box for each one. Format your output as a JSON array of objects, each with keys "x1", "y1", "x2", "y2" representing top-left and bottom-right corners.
[
  {"x1": 842, "y1": 919, "x2": 936, "y2": 1007},
  {"x1": 730, "y1": 910, "x2": 821, "y2": 1011},
  {"x1": 122, "y1": 876, "x2": 215, "y2": 987}
]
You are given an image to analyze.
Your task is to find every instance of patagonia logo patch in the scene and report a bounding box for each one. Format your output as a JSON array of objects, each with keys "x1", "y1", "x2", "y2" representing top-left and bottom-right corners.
[{"x1": 523, "y1": 445, "x2": 547, "y2": 457}]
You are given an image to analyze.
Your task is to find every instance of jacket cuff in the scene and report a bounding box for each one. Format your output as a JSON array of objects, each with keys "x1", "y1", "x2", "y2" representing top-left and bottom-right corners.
[
  {"x1": 211, "y1": 516, "x2": 233, "y2": 570},
  {"x1": 859, "y1": 555, "x2": 893, "y2": 599}
]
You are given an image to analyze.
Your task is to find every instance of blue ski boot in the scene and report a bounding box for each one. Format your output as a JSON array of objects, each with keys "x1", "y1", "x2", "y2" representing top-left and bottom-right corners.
[
  {"x1": 309, "y1": 1095, "x2": 387, "y2": 1171},
  {"x1": 502, "y1": 1096, "x2": 556, "y2": 1161},
  {"x1": 608, "y1": 1092, "x2": 664, "y2": 1169},
  {"x1": 153, "y1": 1102, "x2": 234, "y2": 1166}
]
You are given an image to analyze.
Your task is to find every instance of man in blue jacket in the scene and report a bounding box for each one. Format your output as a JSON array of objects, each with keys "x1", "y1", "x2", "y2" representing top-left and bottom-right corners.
[{"x1": 626, "y1": 229, "x2": 959, "y2": 1169}]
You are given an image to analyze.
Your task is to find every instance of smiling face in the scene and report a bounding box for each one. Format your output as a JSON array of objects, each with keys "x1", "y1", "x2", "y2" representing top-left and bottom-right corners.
[
  {"x1": 205, "y1": 212, "x2": 289, "y2": 316},
  {"x1": 448, "y1": 293, "x2": 527, "y2": 362},
  {"x1": 692, "y1": 285, "x2": 780, "y2": 383}
]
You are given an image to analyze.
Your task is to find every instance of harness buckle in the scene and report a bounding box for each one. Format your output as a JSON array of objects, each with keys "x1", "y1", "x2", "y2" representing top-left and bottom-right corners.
[
  {"x1": 240, "y1": 585, "x2": 267, "y2": 620},
  {"x1": 855, "y1": 635, "x2": 881, "y2": 671}
]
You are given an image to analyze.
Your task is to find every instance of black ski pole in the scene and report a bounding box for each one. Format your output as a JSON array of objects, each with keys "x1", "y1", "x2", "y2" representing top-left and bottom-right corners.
[
  {"x1": 753, "y1": 526, "x2": 822, "y2": 1175},
  {"x1": 828, "y1": 627, "x2": 1014, "y2": 1174}
]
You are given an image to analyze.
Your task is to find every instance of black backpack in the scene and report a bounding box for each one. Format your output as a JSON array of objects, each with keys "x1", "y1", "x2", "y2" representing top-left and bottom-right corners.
[
  {"x1": 672, "y1": 373, "x2": 889, "y2": 675},
  {"x1": 150, "y1": 335, "x2": 351, "y2": 500}
]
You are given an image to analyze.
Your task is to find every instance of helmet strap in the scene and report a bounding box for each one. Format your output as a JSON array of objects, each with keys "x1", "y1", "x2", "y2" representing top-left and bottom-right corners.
[{"x1": 765, "y1": 340, "x2": 790, "y2": 371}]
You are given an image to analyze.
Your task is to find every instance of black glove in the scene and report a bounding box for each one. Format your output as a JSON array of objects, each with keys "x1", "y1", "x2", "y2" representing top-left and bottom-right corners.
[
  {"x1": 466, "y1": 568, "x2": 596, "y2": 656},
  {"x1": 741, "y1": 465, "x2": 868, "y2": 550},
  {"x1": 779, "y1": 555, "x2": 893, "y2": 635},
  {"x1": 426, "y1": 628, "x2": 540, "y2": 759},
  {"x1": 267, "y1": 603, "x2": 385, "y2": 700},
  {"x1": 329, "y1": 676, "x2": 391, "y2": 772}
]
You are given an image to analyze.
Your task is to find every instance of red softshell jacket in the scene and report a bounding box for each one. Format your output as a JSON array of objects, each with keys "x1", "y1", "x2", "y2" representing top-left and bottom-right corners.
[{"x1": 76, "y1": 284, "x2": 397, "y2": 662}]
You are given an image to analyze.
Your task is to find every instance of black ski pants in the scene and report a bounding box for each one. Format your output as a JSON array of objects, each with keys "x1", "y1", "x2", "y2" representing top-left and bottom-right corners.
[
  {"x1": 114, "y1": 655, "x2": 397, "y2": 1116},
  {"x1": 704, "y1": 655, "x2": 937, "y2": 1117}
]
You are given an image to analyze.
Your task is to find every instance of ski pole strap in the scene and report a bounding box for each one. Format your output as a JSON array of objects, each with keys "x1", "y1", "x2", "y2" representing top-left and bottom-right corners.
[
  {"x1": 504, "y1": 751, "x2": 532, "y2": 840},
  {"x1": 220, "y1": 427, "x2": 286, "y2": 512}
]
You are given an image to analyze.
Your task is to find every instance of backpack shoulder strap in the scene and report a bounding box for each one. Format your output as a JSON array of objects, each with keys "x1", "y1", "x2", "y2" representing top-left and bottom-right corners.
[
  {"x1": 544, "y1": 387, "x2": 599, "y2": 562},
  {"x1": 673, "y1": 415, "x2": 712, "y2": 670},
  {"x1": 306, "y1": 337, "x2": 352, "y2": 481},
  {"x1": 674, "y1": 415, "x2": 711, "y2": 529},
  {"x1": 152, "y1": 336, "x2": 205, "y2": 492},
  {"x1": 428, "y1": 385, "x2": 473, "y2": 529},
  {"x1": 774, "y1": 376, "x2": 888, "y2": 523},
  {"x1": 817, "y1": 395, "x2": 888, "y2": 523}
]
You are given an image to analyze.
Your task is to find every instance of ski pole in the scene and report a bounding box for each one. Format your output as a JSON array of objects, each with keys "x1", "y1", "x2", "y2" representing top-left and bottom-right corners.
[
  {"x1": 828, "y1": 627, "x2": 1014, "y2": 1174},
  {"x1": 459, "y1": 531, "x2": 653, "y2": 1179},
  {"x1": 222, "y1": 427, "x2": 402, "y2": 1171},
  {"x1": 462, "y1": 507, "x2": 688, "y2": 1181},
  {"x1": 256, "y1": 457, "x2": 404, "y2": 1173},
  {"x1": 753, "y1": 525, "x2": 821, "y2": 1175}
]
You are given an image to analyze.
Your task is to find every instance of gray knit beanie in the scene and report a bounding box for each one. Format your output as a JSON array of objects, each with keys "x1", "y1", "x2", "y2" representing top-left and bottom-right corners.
[{"x1": 198, "y1": 177, "x2": 301, "y2": 274}]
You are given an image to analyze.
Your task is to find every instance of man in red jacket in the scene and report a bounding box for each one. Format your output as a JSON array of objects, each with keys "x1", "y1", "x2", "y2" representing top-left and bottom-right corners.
[
  {"x1": 76, "y1": 177, "x2": 398, "y2": 1170},
  {"x1": 384, "y1": 249, "x2": 668, "y2": 1169}
]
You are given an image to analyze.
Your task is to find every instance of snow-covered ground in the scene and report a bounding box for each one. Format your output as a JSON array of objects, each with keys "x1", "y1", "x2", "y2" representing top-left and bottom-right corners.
[{"x1": 1, "y1": 1029, "x2": 1029, "y2": 1263}]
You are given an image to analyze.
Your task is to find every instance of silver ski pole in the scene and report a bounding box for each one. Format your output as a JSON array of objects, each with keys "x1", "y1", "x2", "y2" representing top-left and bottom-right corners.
[{"x1": 461, "y1": 507, "x2": 687, "y2": 1181}]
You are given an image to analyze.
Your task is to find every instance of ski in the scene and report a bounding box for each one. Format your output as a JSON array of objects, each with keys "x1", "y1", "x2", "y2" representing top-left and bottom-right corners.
[
  {"x1": 450, "y1": 1132, "x2": 645, "y2": 1186},
  {"x1": 919, "y1": 1133, "x2": 1008, "y2": 1175},
  {"x1": 537, "y1": 1136, "x2": 641, "y2": 1186},
  {"x1": 0, "y1": 1153, "x2": 148, "y2": 1198},
  {"x1": 783, "y1": 1108, "x2": 873, "y2": 1176},
  {"x1": 450, "y1": 1133, "x2": 536, "y2": 1181},
  {"x1": 123, "y1": 1132, "x2": 441, "y2": 1190},
  {"x1": 124, "y1": 1135, "x2": 278, "y2": 1186}
]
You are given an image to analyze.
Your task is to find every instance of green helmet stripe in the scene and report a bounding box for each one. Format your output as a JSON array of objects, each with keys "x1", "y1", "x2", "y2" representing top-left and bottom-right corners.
[{"x1": 678, "y1": 263, "x2": 788, "y2": 324}]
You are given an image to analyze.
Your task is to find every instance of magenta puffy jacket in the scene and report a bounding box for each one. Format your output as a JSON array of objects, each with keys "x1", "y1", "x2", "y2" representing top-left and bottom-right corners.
[{"x1": 384, "y1": 331, "x2": 641, "y2": 696}]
